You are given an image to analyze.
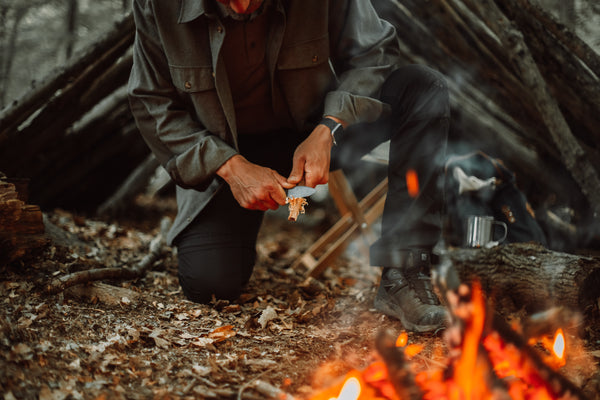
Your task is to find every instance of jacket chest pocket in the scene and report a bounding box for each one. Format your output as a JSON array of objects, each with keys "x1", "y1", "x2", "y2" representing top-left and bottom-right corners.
[
  {"x1": 170, "y1": 66, "x2": 215, "y2": 93},
  {"x1": 276, "y1": 36, "x2": 335, "y2": 124},
  {"x1": 168, "y1": 65, "x2": 226, "y2": 134},
  {"x1": 277, "y1": 36, "x2": 330, "y2": 70}
]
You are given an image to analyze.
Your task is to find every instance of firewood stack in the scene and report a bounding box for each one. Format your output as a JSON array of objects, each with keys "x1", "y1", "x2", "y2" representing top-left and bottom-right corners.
[{"x1": 0, "y1": 173, "x2": 47, "y2": 266}]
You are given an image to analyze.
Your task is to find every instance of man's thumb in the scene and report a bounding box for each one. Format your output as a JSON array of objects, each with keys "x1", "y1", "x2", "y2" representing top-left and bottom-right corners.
[{"x1": 287, "y1": 163, "x2": 304, "y2": 184}]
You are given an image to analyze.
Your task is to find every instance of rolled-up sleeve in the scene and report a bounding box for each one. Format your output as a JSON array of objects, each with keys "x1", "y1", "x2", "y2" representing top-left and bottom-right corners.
[
  {"x1": 127, "y1": 0, "x2": 237, "y2": 189},
  {"x1": 324, "y1": 0, "x2": 400, "y2": 125}
]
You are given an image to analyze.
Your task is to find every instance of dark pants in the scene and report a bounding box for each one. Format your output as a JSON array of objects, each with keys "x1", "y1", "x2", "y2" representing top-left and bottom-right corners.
[{"x1": 175, "y1": 65, "x2": 450, "y2": 303}]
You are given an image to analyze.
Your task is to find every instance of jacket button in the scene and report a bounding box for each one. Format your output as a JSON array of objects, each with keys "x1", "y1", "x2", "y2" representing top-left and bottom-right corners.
[
  {"x1": 211, "y1": 72, "x2": 215, "y2": 78},
  {"x1": 184, "y1": 81, "x2": 192, "y2": 90},
  {"x1": 217, "y1": 26, "x2": 223, "y2": 33},
  {"x1": 312, "y1": 55, "x2": 319, "y2": 63}
]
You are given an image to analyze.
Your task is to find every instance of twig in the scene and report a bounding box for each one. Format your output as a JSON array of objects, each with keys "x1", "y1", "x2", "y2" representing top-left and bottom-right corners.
[
  {"x1": 237, "y1": 369, "x2": 296, "y2": 400},
  {"x1": 44, "y1": 217, "x2": 171, "y2": 294}
]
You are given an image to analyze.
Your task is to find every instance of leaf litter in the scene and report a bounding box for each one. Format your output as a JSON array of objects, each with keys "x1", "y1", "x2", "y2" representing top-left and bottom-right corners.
[
  {"x1": 2, "y1": 196, "x2": 599, "y2": 399},
  {"x1": 0, "y1": 197, "x2": 410, "y2": 399}
]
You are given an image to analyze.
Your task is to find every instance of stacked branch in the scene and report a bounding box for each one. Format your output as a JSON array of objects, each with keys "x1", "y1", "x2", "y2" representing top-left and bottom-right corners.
[
  {"x1": 0, "y1": 13, "x2": 150, "y2": 212},
  {"x1": 375, "y1": 0, "x2": 600, "y2": 216}
]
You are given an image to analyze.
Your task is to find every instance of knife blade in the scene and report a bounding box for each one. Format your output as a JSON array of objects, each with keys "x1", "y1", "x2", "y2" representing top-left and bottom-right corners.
[{"x1": 286, "y1": 185, "x2": 316, "y2": 198}]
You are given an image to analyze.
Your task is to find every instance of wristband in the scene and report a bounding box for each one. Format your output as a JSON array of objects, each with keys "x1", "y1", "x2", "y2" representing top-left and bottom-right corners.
[{"x1": 319, "y1": 117, "x2": 343, "y2": 146}]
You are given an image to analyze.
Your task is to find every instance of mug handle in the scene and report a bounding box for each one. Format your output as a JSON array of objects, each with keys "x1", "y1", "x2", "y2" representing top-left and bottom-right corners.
[{"x1": 493, "y1": 221, "x2": 508, "y2": 243}]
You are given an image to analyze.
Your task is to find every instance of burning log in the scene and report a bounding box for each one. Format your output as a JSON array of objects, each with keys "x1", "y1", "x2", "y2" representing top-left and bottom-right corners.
[
  {"x1": 308, "y1": 254, "x2": 595, "y2": 400},
  {"x1": 441, "y1": 276, "x2": 591, "y2": 400}
]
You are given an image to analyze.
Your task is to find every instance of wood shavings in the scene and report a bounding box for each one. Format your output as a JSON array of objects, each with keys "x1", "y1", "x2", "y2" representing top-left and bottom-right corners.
[{"x1": 286, "y1": 197, "x2": 308, "y2": 221}]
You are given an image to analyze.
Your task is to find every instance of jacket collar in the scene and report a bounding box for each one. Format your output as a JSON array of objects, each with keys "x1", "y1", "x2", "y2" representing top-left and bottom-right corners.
[{"x1": 178, "y1": 0, "x2": 217, "y2": 23}]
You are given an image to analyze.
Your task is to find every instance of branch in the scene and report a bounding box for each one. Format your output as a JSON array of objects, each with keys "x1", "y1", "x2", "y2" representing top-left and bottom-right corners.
[
  {"x1": 44, "y1": 217, "x2": 171, "y2": 294},
  {"x1": 461, "y1": 0, "x2": 600, "y2": 215},
  {"x1": 512, "y1": 0, "x2": 600, "y2": 79},
  {"x1": 0, "y1": 13, "x2": 134, "y2": 144}
]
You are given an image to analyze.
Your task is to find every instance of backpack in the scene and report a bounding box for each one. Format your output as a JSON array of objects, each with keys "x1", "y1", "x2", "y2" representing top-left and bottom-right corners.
[{"x1": 443, "y1": 151, "x2": 547, "y2": 248}]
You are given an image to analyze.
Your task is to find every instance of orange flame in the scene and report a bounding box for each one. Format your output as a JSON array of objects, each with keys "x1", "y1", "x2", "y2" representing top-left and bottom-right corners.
[
  {"x1": 330, "y1": 377, "x2": 361, "y2": 400},
  {"x1": 450, "y1": 280, "x2": 493, "y2": 400},
  {"x1": 406, "y1": 169, "x2": 419, "y2": 198},
  {"x1": 308, "y1": 281, "x2": 574, "y2": 400}
]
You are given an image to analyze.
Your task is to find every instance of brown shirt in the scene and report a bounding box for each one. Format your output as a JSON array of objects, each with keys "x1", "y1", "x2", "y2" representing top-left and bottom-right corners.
[{"x1": 220, "y1": 3, "x2": 291, "y2": 134}]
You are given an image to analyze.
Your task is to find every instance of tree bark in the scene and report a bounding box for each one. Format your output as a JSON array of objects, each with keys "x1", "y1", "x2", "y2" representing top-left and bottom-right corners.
[
  {"x1": 0, "y1": 40, "x2": 134, "y2": 173},
  {"x1": 65, "y1": 0, "x2": 79, "y2": 60},
  {"x1": 0, "y1": 6, "x2": 26, "y2": 109},
  {"x1": 447, "y1": 243, "x2": 600, "y2": 316}
]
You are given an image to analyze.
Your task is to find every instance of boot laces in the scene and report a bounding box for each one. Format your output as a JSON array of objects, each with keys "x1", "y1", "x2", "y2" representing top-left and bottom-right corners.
[{"x1": 405, "y1": 268, "x2": 440, "y2": 305}]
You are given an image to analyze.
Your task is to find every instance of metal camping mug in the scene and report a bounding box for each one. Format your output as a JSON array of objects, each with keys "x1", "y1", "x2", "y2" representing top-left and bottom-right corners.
[{"x1": 465, "y1": 215, "x2": 508, "y2": 248}]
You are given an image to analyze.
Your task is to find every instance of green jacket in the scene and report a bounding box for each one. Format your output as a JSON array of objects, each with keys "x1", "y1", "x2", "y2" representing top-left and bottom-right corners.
[{"x1": 128, "y1": 0, "x2": 400, "y2": 244}]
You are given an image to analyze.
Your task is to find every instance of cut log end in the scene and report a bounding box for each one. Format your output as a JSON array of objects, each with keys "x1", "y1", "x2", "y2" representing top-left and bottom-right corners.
[{"x1": 0, "y1": 177, "x2": 47, "y2": 266}]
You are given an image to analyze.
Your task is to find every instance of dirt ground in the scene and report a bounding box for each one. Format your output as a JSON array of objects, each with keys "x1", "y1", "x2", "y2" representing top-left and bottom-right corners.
[{"x1": 1, "y1": 195, "x2": 599, "y2": 399}]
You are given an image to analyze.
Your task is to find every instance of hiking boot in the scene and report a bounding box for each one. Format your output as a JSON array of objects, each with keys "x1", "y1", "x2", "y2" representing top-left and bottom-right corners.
[{"x1": 374, "y1": 252, "x2": 447, "y2": 332}]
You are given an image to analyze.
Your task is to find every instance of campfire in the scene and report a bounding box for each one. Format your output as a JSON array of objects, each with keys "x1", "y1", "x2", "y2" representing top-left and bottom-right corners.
[{"x1": 305, "y1": 260, "x2": 591, "y2": 400}]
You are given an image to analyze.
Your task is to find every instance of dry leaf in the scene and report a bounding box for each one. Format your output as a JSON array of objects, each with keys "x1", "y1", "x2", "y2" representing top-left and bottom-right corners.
[
  {"x1": 175, "y1": 313, "x2": 189, "y2": 321},
  {"x1": 258, "y1": 306, "x2": 278, "y2": 329},
  {"x1": 208, "y1": 325, "x2": 236, "y2": 342},
  {"x1": 192, "y1": 364, "x2": 212, "y2": 376},
  {"x1": 149, "y1": 329, "x2": 170, "y2": 349},
  {"x1": 191, "y1": 338, "x2": 214, "y2": 347}
]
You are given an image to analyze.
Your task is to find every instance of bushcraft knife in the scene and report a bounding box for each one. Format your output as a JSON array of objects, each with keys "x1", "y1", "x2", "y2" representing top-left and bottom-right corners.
[{"x1": 286, "y1": 185, "x2": 316, "y2": 198}]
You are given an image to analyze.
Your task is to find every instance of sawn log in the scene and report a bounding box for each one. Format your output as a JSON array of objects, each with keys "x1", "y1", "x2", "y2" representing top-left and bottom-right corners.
[{"x1": 447, "y1": 243, "x2": 600, "y2": 317}]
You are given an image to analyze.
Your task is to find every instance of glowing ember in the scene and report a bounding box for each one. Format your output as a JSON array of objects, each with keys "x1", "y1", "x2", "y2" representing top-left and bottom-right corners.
[
  {"x1": 395, "y1": 332, "x2": 408, "y2": 348},
  {"x1": 406, "y1": 169, "x2": 419, "y2": 198}
]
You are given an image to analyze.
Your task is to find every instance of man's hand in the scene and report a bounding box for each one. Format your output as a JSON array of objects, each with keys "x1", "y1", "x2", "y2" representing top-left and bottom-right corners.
[
  {"x1": 287, "y1": 122, "x2": 336, "y2": 188},
  {"x1": 217, "y1": 155, "x2": 294, "y2": 211}
]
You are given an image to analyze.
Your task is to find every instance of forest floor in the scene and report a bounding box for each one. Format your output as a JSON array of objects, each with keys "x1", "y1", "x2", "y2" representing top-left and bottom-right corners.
[{"x1": 1, "y1": 194, "x2": 600, "y2": 400}]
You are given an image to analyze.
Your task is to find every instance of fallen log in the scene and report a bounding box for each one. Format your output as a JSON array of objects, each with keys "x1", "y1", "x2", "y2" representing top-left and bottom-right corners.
[{"x1": 446, "y1": 242, "x2": 600, "y2": 316}]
